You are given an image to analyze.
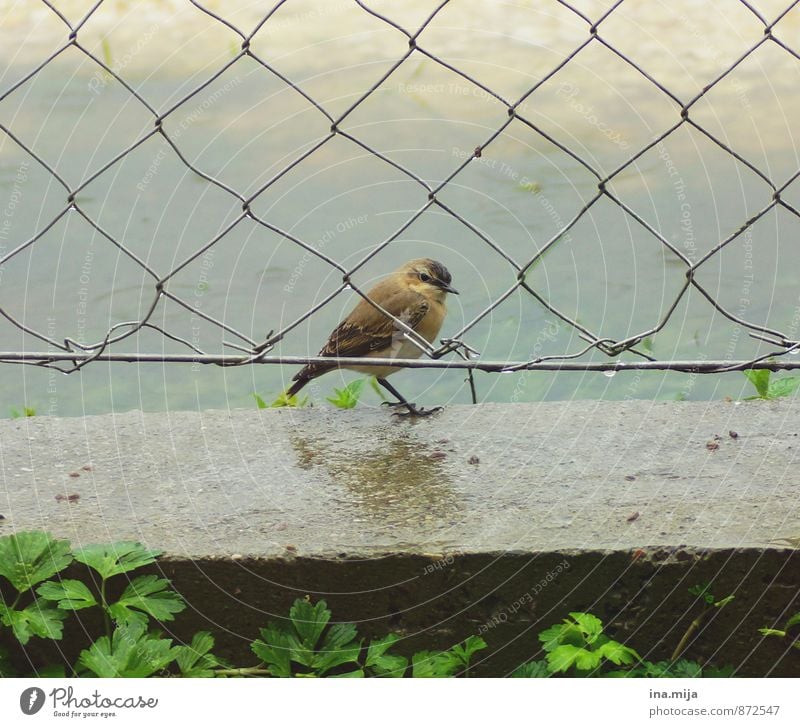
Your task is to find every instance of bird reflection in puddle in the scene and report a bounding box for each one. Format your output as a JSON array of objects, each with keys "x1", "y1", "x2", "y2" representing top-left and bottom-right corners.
[{"x1": 290, "y1": 433, "x2": 462, "y2": 526}]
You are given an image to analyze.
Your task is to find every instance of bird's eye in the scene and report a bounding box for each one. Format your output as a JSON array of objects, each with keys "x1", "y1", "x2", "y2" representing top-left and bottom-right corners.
[{"x1": 419, "y1": 272, "x2": 431, "y2": 282}]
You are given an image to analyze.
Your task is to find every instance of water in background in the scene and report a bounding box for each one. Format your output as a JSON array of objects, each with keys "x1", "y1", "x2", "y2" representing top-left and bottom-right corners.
[{"x1": 1, "y1": 0, "x2": 799, "y2": 416}]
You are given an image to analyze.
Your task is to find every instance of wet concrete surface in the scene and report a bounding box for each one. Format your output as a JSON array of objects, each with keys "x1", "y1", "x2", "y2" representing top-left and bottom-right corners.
[
  {"x1": 1, "y1": 400, "x2": 799, "y2": 555},
  {"x1": 1, "y1": 400, "x2": 799, "y2": 675}
]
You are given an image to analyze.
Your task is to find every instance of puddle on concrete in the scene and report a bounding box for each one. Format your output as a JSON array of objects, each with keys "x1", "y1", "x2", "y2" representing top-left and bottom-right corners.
[{"x1": 290, "y1": 431, "x2": 462, "y2": 526}]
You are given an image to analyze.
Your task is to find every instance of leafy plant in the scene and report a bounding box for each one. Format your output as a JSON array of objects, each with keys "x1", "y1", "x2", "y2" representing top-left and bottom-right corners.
[
  {"x1": 175, "y1": 631, "x2": 229, "y2": 677},
  {"x1": 670, "y1": 583, "x2": 734, "y2": 663},
  {"x1": 759, "y1": 611, "x2": 800, "y2": 651},
  {"x1": 0, "y1": 531, "x2": 71, "y2": 644},
  {"x1": 78, "y1": 622, "x2": 179, "y2": 678},
  {"x1": 510, "y1": 659, "x2": 550, "y2": 677},
  {"x1": 534, "y1": 612, "x2": 639, "y2": 676},
  {"x1": 364, "y1": 634, "x2": 408, "y2": 677},
  {"x1": 251, "y1": 598, "x2": 364, "y2": 677},
  {"x1": 254, "y1": 392, "x2": 308, "y2": 409},
  {"x1": 742, "y1": 369, "x2": 800, "y2": 400},
  {"x1": 510, "y1": 610, "x2": 732, "y2": 678},
  {"x1": 244, "y1": 599, "x2": 486, "y2": 678},
  {"x1": 0, "y1": 531, "x2": 742, "y2": 678},
  {"x1": 247, "y1": 597, "x2": 416, "y2": 678},
  {"x1": 687, "y1": 582, "x2": 735, "y2": 608},
  {"x1": 0, "y1": 531, "x2": 224, "y2": 677},
  {"x1": 620, "y1": 659, "x2": 734, "y2": 678},
  {"x1": 9, "y1": 406, "x2": 36, "y2": 418},
  {"x1": 67, "y1": 541, "x2": 183, "y2": 638},
  {"x1": 326, "y1": 379, "x2": 366, "y2": 409},
  {"x1": 411, "y1": 635, "x2": 487, "y2": 677}
]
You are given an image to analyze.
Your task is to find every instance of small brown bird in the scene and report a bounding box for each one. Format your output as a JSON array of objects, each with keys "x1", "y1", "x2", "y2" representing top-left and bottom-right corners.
[{"x1": 286, "y1": 258, "x2": 458, "y2": 416}]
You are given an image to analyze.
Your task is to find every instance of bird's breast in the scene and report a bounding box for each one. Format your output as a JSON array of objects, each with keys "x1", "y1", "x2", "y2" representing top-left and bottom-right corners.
[{"x1": 415, "y1": 300, "x2": 446, "y2": 344}]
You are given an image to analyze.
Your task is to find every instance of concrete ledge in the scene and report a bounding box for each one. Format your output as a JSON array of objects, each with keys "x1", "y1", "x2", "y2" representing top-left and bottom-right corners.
[{"x1": 2, "y1": 401, "x2": 799, "y2": 675}]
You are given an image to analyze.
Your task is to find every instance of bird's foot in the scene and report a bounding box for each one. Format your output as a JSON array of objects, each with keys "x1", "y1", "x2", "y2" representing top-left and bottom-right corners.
[
  {"x1": 380, "y1": 400, "x2": 408, "y2": 408},
  {"x1": 393, "y1": 405, "x2": 442, "y2": 418}
]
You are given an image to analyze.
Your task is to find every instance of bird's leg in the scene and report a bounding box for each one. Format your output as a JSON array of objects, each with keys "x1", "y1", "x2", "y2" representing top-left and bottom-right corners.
[
  {"x1": 377, "y1": 378, "x2": 441, "y2": 417},
  {"x1": 377, "y1": 378, "x2": 411, "y2": 408}
]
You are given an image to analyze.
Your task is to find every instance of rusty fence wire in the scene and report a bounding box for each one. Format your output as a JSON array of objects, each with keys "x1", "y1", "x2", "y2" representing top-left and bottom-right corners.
[{"x1": 2, "y1": 0, "x2": 800, "y2": 396}]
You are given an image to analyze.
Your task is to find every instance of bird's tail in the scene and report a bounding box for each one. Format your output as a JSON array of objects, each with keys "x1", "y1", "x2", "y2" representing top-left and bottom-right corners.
[
  {"x1": 286, "y1": 375, "x2": 311, "y2": 399},
  {"x1": 286, "y1": 361, "x2": 336, "y2": 399}
]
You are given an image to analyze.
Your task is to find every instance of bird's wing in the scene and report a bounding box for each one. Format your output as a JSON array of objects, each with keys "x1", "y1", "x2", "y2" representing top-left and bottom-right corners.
[
  {"x1": 290, "y1": 287, "x2": 429, "y2": 385},
  {"x1": 319, "y1": 288, "x2": 430, "y2": 359}
]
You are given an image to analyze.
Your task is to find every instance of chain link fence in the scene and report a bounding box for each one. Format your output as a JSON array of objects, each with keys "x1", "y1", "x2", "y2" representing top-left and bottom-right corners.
[{"x1": 2, "y1": 0, "x2": 800, "y2": 402}]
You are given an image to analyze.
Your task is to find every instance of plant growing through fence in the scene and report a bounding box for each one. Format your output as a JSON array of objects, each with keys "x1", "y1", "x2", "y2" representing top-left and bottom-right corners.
[{"x1": 742, "y1": 369, "x2": 800, "y2": 400}]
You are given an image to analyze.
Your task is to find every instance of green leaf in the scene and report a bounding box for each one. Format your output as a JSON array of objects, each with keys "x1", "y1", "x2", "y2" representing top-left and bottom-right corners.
[
  {"x1": 326, "y1": 379, "x2": 366, "y2": 409},
  {"x1": 107, "y1": 575, "x2": 185, "y2": 626},
  {"x1": 37, "y1": 579, "x2": 97, "y2": 610},
  {"x1": 73, "y1": 542, "x2": 161, "y2": 579},
  {"x1": 78, "y1": 622, "x2": 178, "y2": 677},
  {"x1": 290, "y1": 598, "x2": 331, "y2": 649},
  {"x1": 175, "y1": 632, "x2": 226, "y2": 677},
  {"x1": 703, "y1": 664, "x2": 735, "y2": 677},
  {"x1": 596, "y1": 640, "x2": 640, "y2": 666},
  {"x1": 538, "y1": 622, "x2": 584, "y2": 651},
  {"x1": 743, "y1": 369, "x2": 771, "y2": 398},
  {"x1": 264, "y1": 615, "x2": 363, "y2": 676},
  {"x1": 784, "y1": 611, "x2": 800, "y2": 630},
  {"x1": 251, "y1": 598, "x2": 394, "y2": 677},
  {"x1": 768, "y1": 376, "x2": 800, "y2": 399},
  {"x1": 634, "y1": 660, "x2": 671, "y2": 677},
  {"x1": 450, "y1": 635, "x2": 488, "y2": 667},
  {"x1": 0, "y1": 602, "x2": 66, "y2": 644},
  {"x1": 365, "y1": 634, "x2": 408, "y2": 677},
  {"x1": 321, "y1": 622, "x2": 358, "y2": 650},
  {"x1": 511, "y1": 660, "x2": 550, "y2": 677},
  {"x1": 759, "y1": 628, "x2": 787, "y2": 638},
  {"x1": 0, "y1": 531, "x2": 73, "y2": 593},
  {"x1": 251, "y1": 624, "x2": 295, "y2": 677},
  {"x1": 24, "y1": 604, "x2": 67, "y2": 641},
  {"x1": 569, "y1": 612, "x2": 604, "y2": 643},
  {"x1": 411, "y1": 650, "x2": 463, "y2": 678},
  {"x1": 311, "y1": 635, "x2": 362, "y2": 676},
  {"x1": 410, "y1": 637, "x2": 488, "y2": 678},
  {"x1": 574, "y1": 647, "x2": 603, "y2": 671},
  {"x1": 714, "y1": 594, "x2": 735, "y2": 609},
  {"x1": 668, "y1": 659, "x2": 704, "y2": 678},
  {"x1": 268, "y1": 392, "x2": 308, "y2": 408},
  {"x1": 546, "y1": 644, "x2": 589, "y2": 673}
]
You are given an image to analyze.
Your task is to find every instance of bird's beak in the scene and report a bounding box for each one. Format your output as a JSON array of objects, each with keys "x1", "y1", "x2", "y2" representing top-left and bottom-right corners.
[{"x1": 437, "y1": 281, "x2": 459, "y2": 295}]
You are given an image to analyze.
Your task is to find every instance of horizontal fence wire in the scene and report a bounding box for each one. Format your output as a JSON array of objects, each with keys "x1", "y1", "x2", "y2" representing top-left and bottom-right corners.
[
  {"x1": 2, "y1": 0, "x2": 800, "y2": 392},
  {"x1": 2, "y1": 352, "x2": 800, "y2": 374}
]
